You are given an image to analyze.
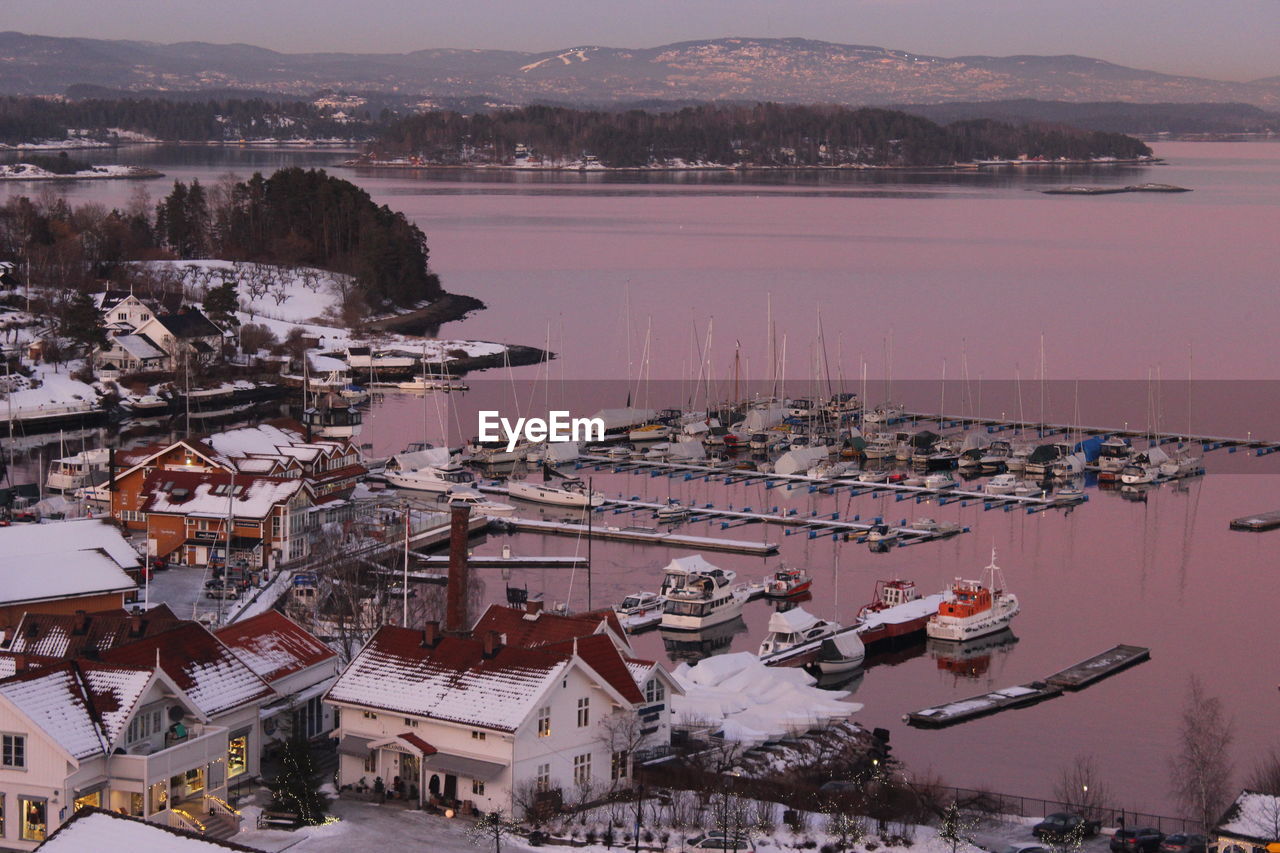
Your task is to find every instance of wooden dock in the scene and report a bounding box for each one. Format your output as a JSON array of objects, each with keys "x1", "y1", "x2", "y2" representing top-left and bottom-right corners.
[
  {"x1": 1230, "y1": 510, "x2": 1280, "y2": 531},
  {"x1": 906, "y1": 644, "x2": 1150, "y2": 728},
  {"x1": 410, "y1": 554, "x2": 588, "y2": 569},
  {"x1": 1044, "y1": 644, "x2": 1151, "y2": 690},
  {"x1": 496, "y1": 516, "x2": 779, "y2": 555}
]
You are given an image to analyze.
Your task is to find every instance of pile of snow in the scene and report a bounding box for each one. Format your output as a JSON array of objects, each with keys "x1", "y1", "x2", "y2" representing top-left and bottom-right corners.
[
  {"x1": 0, "y1": 163, "x2": 143, "y2": 180},
  {"x1": 670, "y1": 652, "x2": 860, "y2": 744},
  {"x1": 1, "y1": 363, "x2": 100, "y2": 418}
]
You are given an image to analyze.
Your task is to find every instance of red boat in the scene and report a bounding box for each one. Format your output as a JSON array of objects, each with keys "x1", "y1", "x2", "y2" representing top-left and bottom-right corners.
[
  {"x1": 763, "y1": 567, "x2": 813, "y2": 599},
  {"x1": 854, "y1": 579, "x2": 948, "y2": 652}
]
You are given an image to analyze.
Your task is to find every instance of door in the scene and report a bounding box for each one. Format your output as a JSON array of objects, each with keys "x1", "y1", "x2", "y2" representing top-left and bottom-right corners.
[{"x1": 400, "y1": 754, "x2": 420, "y2": 802}]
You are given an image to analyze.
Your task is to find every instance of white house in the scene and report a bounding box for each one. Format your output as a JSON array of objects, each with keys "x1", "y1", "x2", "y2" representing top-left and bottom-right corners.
[
  {"x1": 1214, "y1": 790, "x2": 1280, "y2": 853},
  {"x1": 325, "y1": 620, "x2": 678, "y2": 817},
  {"x1": 0, "y1": 659, "x2": 242, "y2": 849}
]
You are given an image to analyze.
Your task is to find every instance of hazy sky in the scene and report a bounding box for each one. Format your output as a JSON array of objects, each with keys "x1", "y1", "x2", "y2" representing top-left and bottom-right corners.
[{"x1": 6, "y1": 0, "x2": 1280, "y2": 82}]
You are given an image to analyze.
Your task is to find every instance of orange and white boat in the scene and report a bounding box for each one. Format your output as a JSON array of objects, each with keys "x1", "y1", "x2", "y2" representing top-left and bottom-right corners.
[
  {"x1": 763, "y1": 567, "x2": 813, "y2": 599},
  {"x1": 926, "y1": 551, "x2": 1020, "y2": 642}
]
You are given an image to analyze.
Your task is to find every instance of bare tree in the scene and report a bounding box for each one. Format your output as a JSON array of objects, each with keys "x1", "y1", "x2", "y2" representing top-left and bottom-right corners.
[
  {"x1": 1054, "y1": 754, "x2": 1114, "y2": 821},
  {"x1": 597, "y1": 711, "x2": 648, "y2": 797},
  {"x1": 467, "y1": 809, "x2": 519, "y2": 853},
  {"x1": 1247, "y1": 749, "x2": 1280, "y2": 797},
  {"x1": 1170, "y1": 675, "x2": 1235, "y2": 830}
]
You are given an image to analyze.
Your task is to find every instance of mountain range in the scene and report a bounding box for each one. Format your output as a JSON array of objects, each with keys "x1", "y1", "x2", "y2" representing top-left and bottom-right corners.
[{"x1": 2, "y1": 32, "x2": 1279, "y2": 109}]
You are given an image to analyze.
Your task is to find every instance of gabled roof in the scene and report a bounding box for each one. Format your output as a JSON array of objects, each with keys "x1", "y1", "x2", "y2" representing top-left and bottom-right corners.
[
  {"x1": 9, "y1": 606, "x2": 182, "y2": 659},
  {"x1": 39, "y1": 807, "x2": 267, "y2": 852},
  {"x1": 550, "y1": 633, "x2": 645, "y2": 705},
  {"x1": 472, "y1": 604, "x2": 630, "y2": 654},
  {"x1": 0, "y1": 520, "x2": 139, "y2": 607},
  {"x1": 102, "y1": 623, "x2": 275, "y2": 717},
  {"x1": 113, "y1": 333, "x2": 168, "y2": 361},
  {"x1": 0, "y1": 660, "x2": 155, "y2": 762},
  {"x1": 151, "y1": 308, "x2": 222, "y2": 339},
  {"x1": 215, "y1": 610, "x2": 335, "y2": 684},
  {"x1": 1216, "y1": 789, "x2": 1280, "y2": 844},
  {"x1": 139, "y1": 469, "x2": 307, "y2": 520}
]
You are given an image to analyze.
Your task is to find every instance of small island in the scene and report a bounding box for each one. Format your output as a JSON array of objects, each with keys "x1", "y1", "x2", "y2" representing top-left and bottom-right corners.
[
  {"x1": 1042, "y1": 183, "x2": 1192, "y2": 195},
  {"x1": 0, "y1": 152, "x2": 161, "y2": 181},
  {"x1": 347, "y1": 103, "x2": 1156, "y2": 171}
]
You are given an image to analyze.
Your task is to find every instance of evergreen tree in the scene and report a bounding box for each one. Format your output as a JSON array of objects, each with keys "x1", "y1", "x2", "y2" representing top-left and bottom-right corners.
[
  {"x1": 202, "y1": 276, "x2": 240, "y2": 327},
  {"x1": 59, "y1": 291, "x2": 107, "y2": 353},
  {"x1": 266, "y1": 732, "x2": 329, "y2": 826}
]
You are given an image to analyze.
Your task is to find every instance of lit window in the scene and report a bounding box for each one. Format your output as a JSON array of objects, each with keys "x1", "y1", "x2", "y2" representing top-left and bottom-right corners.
[
  {"x1": 1, "y1": 733, "x2": 25, "y2": 769},
  {"x1": 472, "y1": 779, "x2": 485, "y2": 796},
  {"x1": 364, "y1": 753, "x2": 377, "y2": 774},
  {"x1": 227, "y1": 730, "x2": 249, "y2": 777},
  {"x1": 20, "y1": 797, "x2": 46, "y2": 842},
  {"x1": 611, "y1": 750, "x2": 629, "y2": 780},
  {"x1": 573, "y1": 753, "x2": 591, "y2": 785},
  {"x1": 577, "y1": 697, "x2": 590, "y2": 727},
  {"x1": 537, "y1": 706, "x2": 551, "y2": 738}
]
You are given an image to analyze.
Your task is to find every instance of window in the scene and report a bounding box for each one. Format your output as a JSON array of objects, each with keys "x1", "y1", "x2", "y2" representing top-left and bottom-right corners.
[
  {"x1": 472, "y1": 779, "x2": 485, "y2": 796},
  {"x1": 148, "y1": 781, "x2": 167, "y2": 815},
  {"x1": 537, "y1": 706, "x2": 551, "y2": 738},
  {"x1": 126, "y1": 707, "x2": 163, "y2": 743},
  {"x1": 227, "y1": 729, "x2": 249, "y2": 777},
  {"x1": 611, "y1": 750, "x2": 629, "y2": 780},
  {"x1": 73, "y1": 788, "x2": 102, "y2": 811},
  {"x1": 573, "y1": 753, "x2": 591, "y2": 785},
  {"x1": 471, "y1": 730, "x2": 486, "y2": 741},
  {"x1": 576, "y1": 697, "x2": 590, "y2": 727},
  {"x1": 362, "y1": 710, "x2": 377, "y2": 720},
  {"x1": 536, "y1": 764, "x2": 550, "y2": 791},
  {"x1": 0, "y1": 792, "x2": 4, "y2": 838},
  {"x1": 363, "y1": 753, "x2": 377, "y2": 774},
  {"x1": 1, "y1": 734, "x2": 25, "y2": 769},
  {"x1": 645, "y1": 679, "x2": 665, "y2": 703},
  {"x1": 20, "y1": 797, "x2": 46, "y2": 842},
  {"x1": 405, "y1": 718, "x2": 418, "y2": 728}
]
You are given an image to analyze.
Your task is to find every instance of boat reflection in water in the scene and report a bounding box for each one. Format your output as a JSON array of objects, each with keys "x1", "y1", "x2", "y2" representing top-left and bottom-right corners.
[
  {"x1": 927, "y1": 629, "x2": 1019, "y2": 679},
  {"x1": 660, "y1": 617, "x2": 747, "y2": 663}
]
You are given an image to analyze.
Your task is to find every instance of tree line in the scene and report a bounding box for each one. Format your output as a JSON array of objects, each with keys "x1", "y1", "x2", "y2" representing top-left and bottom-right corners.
[
  {"x1": 368, "y1": 103, "x2": 1153, "y2": 168},
  {"x1": 0, "y1": 96, "x2": 373, "y2": 145}
]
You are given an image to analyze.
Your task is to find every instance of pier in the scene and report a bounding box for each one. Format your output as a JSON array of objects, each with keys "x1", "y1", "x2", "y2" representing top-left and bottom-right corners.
[
  {"x1": 1230, "y1": 510, "x2": 1280, "y2": 531},
  {"x1": 906, "y1": 644, "x2": 1150, "y2": 728},
  {"x1": 496, "y1": 515, "x2": 778, "y2": 555}
]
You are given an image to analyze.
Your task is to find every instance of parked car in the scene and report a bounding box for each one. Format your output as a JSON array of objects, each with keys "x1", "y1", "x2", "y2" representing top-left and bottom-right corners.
[
  {"x1": 994, "y1": 844, "x2": 1052, "y2": 853},
  {"x1": 1111, "y1": 828, "x2": 1165, "y2": 853},
  {"x1": 1033, "y1": 812, "x2": 1102, "y2": 841},
  {"x1": 686, "y1": 833, "x2": 755, "y2": 851},
  {"x1": 1160, "y1": 834, "x2": 1209, "y2": 853}
]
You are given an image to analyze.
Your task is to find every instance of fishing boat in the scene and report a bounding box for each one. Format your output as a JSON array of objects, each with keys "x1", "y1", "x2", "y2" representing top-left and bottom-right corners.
[
  {"x1": 854, "y1": 579, "x2": 949, "y2": 652},
  {"x1": 385, "y1": 462, "x2": 476, "y2": 493},
  {"x1": 926, "y1": 552, "x2": 1020, "y2": 642},
  {"x1": 45, "y1": 447, "x2": 111, "y2": 492},
  {"x1": 763, "y1": 567, "x2": 813, "y2": 599},
  {"x1": 507, "y1": 479, "x2": 604, "y2": 507},
  {"x1": 659, "y1": 558, "x2": 750, "y2": 632}
]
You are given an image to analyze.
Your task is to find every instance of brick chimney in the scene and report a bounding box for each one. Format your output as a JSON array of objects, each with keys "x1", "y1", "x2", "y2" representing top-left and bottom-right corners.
[
  {"x1": 421, "y1": 621, "x2": 440, "y2": 648},
  {"x1": 444, "y1": 503, "x2": 471, "y2": 635},
  {"x1": 482, "y1": 630, "x2": 502, "y2": 658},
  {"x1": 525, "y1": 599, "x2": 544, "y2": 615},
  {"x1": 72, "y1": 610, "x2": 90, "y2": 636}
]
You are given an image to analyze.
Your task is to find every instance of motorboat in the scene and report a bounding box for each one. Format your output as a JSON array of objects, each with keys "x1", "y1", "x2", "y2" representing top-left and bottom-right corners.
[
  {"x1": 926, "y1": 551, "x2": 1020, "y2": 642},
  {"x1": 656, "y1": 500, "x2": 692, "y2": 522},
  {"x1": 45, "y1": 448, "x2": 111, "y2": 492},
  {"x1": 1160, "y1": 446, "x2": 1203, "y2": 478},
  {"x1": 1096, "y1": 437, "x2": 1132, "y2": 478},
  {"x1": 913, "y1": 517, "x2": 962, "y2": 537},
  {"x1": 813, "y1": 632, "x2": 868, "y2": 675},
  {"x1": 978, "y1": 439, "x2": 1013, "y2": 472},
  {"x1": 1004, "y1": 443, "x2": 1033, "y2": 472},
  {"x1": 1119, "y1": 446, "x2": 1169, "y2": 485},
  {"x1": 923, "y1": 472, "x2": 956, "y2": 491},
  {"x1": 507, "y1": 479, "x2": 604, "y2": 507},
  {"x1": 861, "y1": 404, "x2": 904, "y2": 428},
  {"x1": 385, "y1": 462, "x2": 476, "y2": 493},
  {"x1": 613, "y1": 591, "x2": 667, "y2": 632},
  {"x1": 858, "y1": 469, "x2": 888, "y2": 483},
  {"x1": 1024, "y1": 442, "x2": 1074, "y2": 478},
  {"x1": 985, "y1": 473, "x2": 1018, "y2": 495},
  {"x1": 756, "y1": 608, "x2": 863, "y2": 674},
  {"x1": 122, "y1": 393, "x2": 171, "y2": 414},
  {"x1": 861, "y1": 434, "x2": 896, "y2": 461},
  {"x1": 629, "y1": 423, "x2": 672, "y2": 442},
  {"x1": 763, "y1": 567, "x2": 813, "y2": 599},
  {"x1": 865, "y1": 522, "x2": 901, "y2": 551},
  {"x1": 437, "y1": 486, "x2": 515, "y2": 515},
  {"x1": 660, "y1": 556, "x2": 750, "y2": 631}
]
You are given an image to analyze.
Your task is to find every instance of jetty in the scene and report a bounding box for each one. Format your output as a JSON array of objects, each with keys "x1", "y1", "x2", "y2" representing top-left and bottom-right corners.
[
  {"x1": 495, "y1": 515, "x2": 779, "y2": 555},
  {"x1": 906, "y1": 644, "x2": 1150, "y2": 728},
  {"x1": 1042, "y1": 183, "x2": 1191, "y2": 195},
  {"x1": 1230, "y1": 510, "x2": 1280, "y2": 531}
]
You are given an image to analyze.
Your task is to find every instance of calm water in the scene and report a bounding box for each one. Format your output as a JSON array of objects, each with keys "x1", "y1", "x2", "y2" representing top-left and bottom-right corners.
[{"x1": 6, "y1": 142, "x2": 1280, "y2": 813}]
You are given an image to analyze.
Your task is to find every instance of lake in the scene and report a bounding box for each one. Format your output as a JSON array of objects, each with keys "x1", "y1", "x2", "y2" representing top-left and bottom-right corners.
[{"x1": 4, "y1": 141, "x2": 1279, "y2": 815}]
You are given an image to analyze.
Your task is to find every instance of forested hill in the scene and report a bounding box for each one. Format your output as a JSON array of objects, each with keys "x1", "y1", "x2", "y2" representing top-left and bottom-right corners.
[
  {"x1": 366, "y1": 104, "x2": 1154, "y2": 168},
  {"x1": 0, "y1": 96, "x2": 373, "y2": 145}
]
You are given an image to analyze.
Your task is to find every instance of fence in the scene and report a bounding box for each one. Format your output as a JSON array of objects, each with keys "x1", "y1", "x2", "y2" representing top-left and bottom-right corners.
[{"x1": 939, "y1": 785, "x2": 1196, "y2": 836}]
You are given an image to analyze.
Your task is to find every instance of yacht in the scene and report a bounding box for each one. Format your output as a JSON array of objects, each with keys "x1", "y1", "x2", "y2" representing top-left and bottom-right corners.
[
  {"x1": 757, "y1": 607, "x2": 855, "y2": 669},
  {"x1": 45, "y1": 448, "x2": 111, "y2": 492},
  {"x1": 985, "y1": 473, "x2": 1018, "y2": 495},
  {"x1": 926, "y1": 551, "x2": 1020, "y2": 642},
  {"x1": 385, "y1": 462, "x2": 476, "y2": 493},
  {"x1": 1096, "y1": 437, "x2": 1132, "y2": 479},
  {"x1": 978, "y1": 439, "x2": 1013, "y2": 472},
  {"x1": 507, "y1": 479, "x2": 604, "y2": 507},
  {"x1": 659, "y1": 557, "x2": 750, "y2": 631},
  {"x1": 437, "y1": 487, "x2": 514, "y2": 515}
]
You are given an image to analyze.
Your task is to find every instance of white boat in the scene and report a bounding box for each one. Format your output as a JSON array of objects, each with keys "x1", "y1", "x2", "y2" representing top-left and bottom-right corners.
[
  {"x1": 985, "y1": 473, "x2": 1018, "y2": 495},
  {"x1": 923, "y1": 472, "x2": 956, "y2": 491},
  {"x1": 978, "y1": 439, "x2": 1012, "y2": 471},
  {"x1": 1120, "y1": 446, "x2": 1169, "y2": 485},
  {"x1": 45, "y1": 447, "x2": 111, "y2": 492},
  {"x1": 397, "y1": 374, "x2": 468, "y2": 392},
  {"x1": 858, "y1": 469, "x2": 888, "y2": 483},
  {"x1": 1024, "y1": 442, "x2": 1074, "y2": 478},
  {"x1": 629, "y1": 423, "x2": 672, "y2": 442},
  {"x1": 438, "y1": 486, "x2": 514, "y2": 515},
  {"x1": 385, "y1": 463, "x2": 476, "y2": 493},
  {"x1": 1160, "y1": 446, "x2": 1203, "y2": 478},
  {"x1": 122, "y1": 393, "x2": 171, "y2": 414},
  {"x1": 757, "y1": 607, "x2": 841, "y2": 662},
  {"x1": 926, "y1": 551, "x2": 1020, "y2": 642},
  {"x1": 507, "y1": 480, "x2": 604, "y2": 507},
  {"x1": 1096, "y1": 437, "x2": 1132, "y2": 475},
  {"x1": 813, "y1": 631, "x2": 868, "y2": 674},
  {"x1": 861, "y1": 404, "x2": 904, "y2": 427},
  {"x1": 656, "y1": 501, "x2": 691, "y2": 522},
  {"x1": 861, "y1": 434, "x2": 896, "y2": 460},
  {"x1": 865, "y1": 522, "x2": 901, "y2": 551},
  {"x1": 659, "y1": 555, "x2": 749, "y2": 631},
  {"x1": 1004, "y1": 443, "x2": 1033, "y2": 472},
  {"x1": 1051, "y1": 452, "x2": 1086, "y2": 479},
  {"x1": 913, "y1": 517, "x2": 962, "y2": 537},
  {"x1": 465, "y1": 438, "x2": 530, "y2": 464},
  {"x1": 615, "y1": 591, "x2": 666, "y2": 617}
]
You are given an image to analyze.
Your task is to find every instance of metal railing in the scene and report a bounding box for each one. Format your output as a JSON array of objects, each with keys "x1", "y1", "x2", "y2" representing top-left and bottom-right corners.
[{"x1": 936, "y1": 785, "x2": 1197, "y2": 835}]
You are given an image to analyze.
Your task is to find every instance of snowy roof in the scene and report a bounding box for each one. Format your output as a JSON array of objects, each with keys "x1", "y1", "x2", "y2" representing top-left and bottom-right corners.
[
  {"x1": 153, "y1": 309, "x2": 221, "y2": 339},
  {"x1": 0, "y1": 520, "x2": 139, "y2": 607},
  {"x1": 103, "y1": 623, "x2": 274, "y2": 717},
  {"x1": 140, "y1": 469, "x2": 305, "y2": 520},
  {"x1": 471, "y1": 604, "x2": 630, "y2": 653},
  {"x1": 663, "y1": 554, "x2": 720, "y2": 577},
  {"x1": 215, "y1": 611, "x2": 335, "y2": 684},
  {"x1": 1216, "y1": 790, "x2": 1280, "y2": 843},
  {"x1": 391, "y1": 447, "x2": 451, "y2": 471},
  {"x1": 329, "y1": 627, "x2": 581, "y2": 732},
  {"x1": 114, "y1": 334, "x2": 167, "y2": 360},
  {"x1": 765, "y1": 607, "x2": 824, "y2": 635},
  {"x1": 9, "y1": 606, "x2": 182, "y2": 659},
  {"x1": 39, "y1": 807, "x2": 266, "y2": 852}
]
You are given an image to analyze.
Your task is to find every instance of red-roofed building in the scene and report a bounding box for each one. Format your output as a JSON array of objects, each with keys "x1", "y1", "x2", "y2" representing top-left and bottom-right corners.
[
  {"x1": 471, "y1": 604, "x2": 631, "y2": 655},
  {"x1": 326, "y1": 621, "x2": 679, "y2": 816}
]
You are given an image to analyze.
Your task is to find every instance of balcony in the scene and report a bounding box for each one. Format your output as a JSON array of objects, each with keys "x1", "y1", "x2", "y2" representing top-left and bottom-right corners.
[{"x1": 111, "y1": 723, "x2": 229, "y2": 785}]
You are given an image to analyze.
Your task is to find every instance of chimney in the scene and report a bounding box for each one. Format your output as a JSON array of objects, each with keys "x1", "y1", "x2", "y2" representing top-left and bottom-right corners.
[
  {"x1": 421, "y1": 621, "x2": 440, "y2": 648},
  {"x1": 444, "y1": 503, "x2": 471, "y2": 635},
  {"x1": 108, "y1": 447, "x2": 117, "y2": 493},
  {"x1": 72, "y1": 610, "x2": 90, "y2": 636},
  {"x1": 127, "y1": 613, "x2": 145, "y2": 638},
  {"x1": 482, "y1": 630, "x2": 502, "y2": 658},
  {"x1": 13, "y1": 654, "x2": 28, "y2": 672},
  {"x1": 525, "y1": 599, "x2": 544, "y2": 615}
]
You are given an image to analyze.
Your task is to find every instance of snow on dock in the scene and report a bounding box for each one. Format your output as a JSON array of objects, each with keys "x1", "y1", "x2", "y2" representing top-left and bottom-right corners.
[
  {"x1": 1230, "y1": 510, "x2": 1280, "y2": 531},
  {"x1": 496, "y1": 515, "x2": 778, "y2": 555},
  {"x1": 906, "y1": 644, "x2": 1150, "y2": 728}
]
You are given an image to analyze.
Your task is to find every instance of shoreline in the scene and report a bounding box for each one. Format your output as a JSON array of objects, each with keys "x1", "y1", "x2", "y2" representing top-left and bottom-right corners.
[
  {"x1": 341, "y1": 157, "x2": 1163, "y2": 174},
  {"x1": 0, "y1": 165, "x2": 164, "y2": 181},
  {"x1": 364, "y1": 291, "x2": 488, "y2": 335}
]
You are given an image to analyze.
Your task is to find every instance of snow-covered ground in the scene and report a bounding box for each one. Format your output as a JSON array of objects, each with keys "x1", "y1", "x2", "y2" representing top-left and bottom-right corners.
[
  {"x1": 0, "y1": 163, "x2": 155, "y2": 180},
  {"x1": 1, "y1": 362, "x2": 101, "y2": 418}
]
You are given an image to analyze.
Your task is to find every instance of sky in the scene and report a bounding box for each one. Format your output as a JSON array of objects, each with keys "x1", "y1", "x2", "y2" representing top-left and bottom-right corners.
[{"x1": 5, "y1": 0, "x2": 1280, "y2": 83}]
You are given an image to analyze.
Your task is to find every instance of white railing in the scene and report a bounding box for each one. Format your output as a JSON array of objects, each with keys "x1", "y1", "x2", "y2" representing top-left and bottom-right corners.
[
  {"x1": 206, "y1": 794, "x2": 243, "y2": 833},
  {"x1": 168, "y1": 808, "x2": 206, "y2": 834}
]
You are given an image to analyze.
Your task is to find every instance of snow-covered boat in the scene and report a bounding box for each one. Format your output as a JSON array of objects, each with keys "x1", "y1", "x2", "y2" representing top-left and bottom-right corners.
[
  {"x1": 854, "y1": 579, "x2": 948, "y2": 652},
  {"x1": 614, "y1": 592, "x2": 667, "y2": 633},
  {"x1": 757, "y1": 607, "x2": 851, "y2": 669},
  {"x1": 926, "y1": 552, "x2": 1020, "y2": 642}
]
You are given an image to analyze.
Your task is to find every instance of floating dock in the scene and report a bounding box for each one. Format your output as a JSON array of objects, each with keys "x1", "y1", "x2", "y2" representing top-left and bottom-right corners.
[
  {"x1": 496, "y1": 516, "x2": 779, "y2": 555},
  {"x1": 1230, "y1": 510, "x2": 1280, "y2": 531},
  {"x1": 905, "y1": 644, "x2": 1150, "y2": 728},
  {"x1": 410, "y1": 554, "x2": 588, "y2": 570}
]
